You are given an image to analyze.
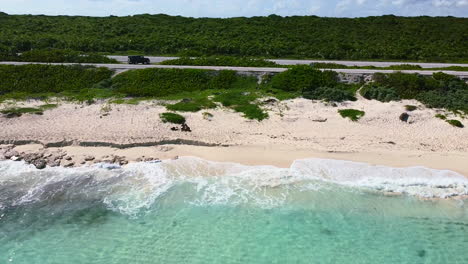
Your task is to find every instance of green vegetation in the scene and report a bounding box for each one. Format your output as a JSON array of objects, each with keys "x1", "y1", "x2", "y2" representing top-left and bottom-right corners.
[
  {"x1": 0, "y1": 64, "x2": 114, "y2": 102},
  {"x1": 0, "y1": 14, "x2": 466, "y2": 62},
  {"x1": 166, "y1": 98, "x2": 217, "y2": 112},
  {"x1": 405, "y1": 105, "x2": 418, "y2": 111},
  {"x1": 446, "y1": 120, "x2": 464, "y2": 128},
  {"x1": 160, "y1": 56, "x2": 280, "y2": 67},
  {"x1": 213, "y1": 90, "x2": 268, "y2": 121},
  {"x1": 311, "y1": 63, "x2": 468, "y2": 72},
  {"x1": 1, "y1": 64, "x2": 466, "y2": 122},
  {"x1": 435, "y1": 114, "x2": 447, "y2": 120},
  {"x1": 365, "y1": 72, "x2": 468, "y2": 113},
  {"x1": 338, "y1": 109, "x2": 365, "y2": 121},
  {"x1": 0, "y1": 49, "x2": 118, "y2": 63},
  {"x1": 160, "y1": 112, "x2": 186, "y2": 124},
  {"x1": 267, "y1": 66, "x2": 358, "y2": 102},
  {"x1": 111, "y1": 69, "x2": 254, "y2": 97},
  {"x1": 0, "y1": 104, "x2": 59, "y2": 117}
]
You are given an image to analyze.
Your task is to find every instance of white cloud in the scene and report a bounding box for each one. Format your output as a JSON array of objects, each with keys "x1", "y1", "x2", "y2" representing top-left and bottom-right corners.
[{"x1": 0, "y1": 0, "x2": 466, "y2": 17}]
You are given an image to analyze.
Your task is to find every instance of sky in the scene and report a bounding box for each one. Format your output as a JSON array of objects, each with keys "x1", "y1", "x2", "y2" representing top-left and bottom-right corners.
[{"x1": 0, "y1": 0, "x2": 467, "y2": 17}]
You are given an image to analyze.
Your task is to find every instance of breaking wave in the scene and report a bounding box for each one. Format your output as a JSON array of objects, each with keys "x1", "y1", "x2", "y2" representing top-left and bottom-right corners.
[{"x1": 0, "y1": 157, "x2": 466, "y2": 215}]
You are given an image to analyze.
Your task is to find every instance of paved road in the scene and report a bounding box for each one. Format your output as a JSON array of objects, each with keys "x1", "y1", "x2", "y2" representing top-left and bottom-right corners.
[
  {"x1": 2, "y1": 61, "x2": 468, "y2": 78},
  {"x1": 108, "y1": 55, "x2": 468, "y2": 68}
]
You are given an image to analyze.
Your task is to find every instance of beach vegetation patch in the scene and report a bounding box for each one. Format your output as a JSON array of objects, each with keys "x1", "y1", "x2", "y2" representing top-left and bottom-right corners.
[
  {"x1": 160, "y1": 113, "x2": 186, "y2": 124},
  {"x1": 360, "y1": 84, "x2": 400, "y2": 102},
  {"x1": 1, "y1": 107, "x2": 44, "y2": 117},
  {"x1": 166, "y1": 97, "x2": 216, "y2": 112},
  {"x1": 213, "y1": 90, "x2": 268, "y2": 121},
  {"x1": 367, "y1": 72, "x2": 468, "y2": 113},
  {"x1": 435, "y1": 114, "x2": 447, "y2": 120},
  {"x1": 405, "y1": 105, "x2": 418, "y2": 111},
  {"x1": 338, "y1": 109, "x2": 365, "y2": 121},
  {"x1": 446, "y1": 120, "x2": 464, "y2": 128},
  {"x1": 303, "y1": 86, "x2": 357, "y2": 102}
]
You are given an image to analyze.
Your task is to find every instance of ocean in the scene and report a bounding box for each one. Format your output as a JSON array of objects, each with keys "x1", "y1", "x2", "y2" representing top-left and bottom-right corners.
[{"x1": 0, "y1": 157, "x2": 467, "y2": 263}]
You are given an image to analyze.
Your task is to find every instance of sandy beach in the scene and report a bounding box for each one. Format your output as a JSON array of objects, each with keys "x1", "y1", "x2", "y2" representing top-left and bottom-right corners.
[{"x1": 1, "y1": 98, "x2": 467, "y2": 175}]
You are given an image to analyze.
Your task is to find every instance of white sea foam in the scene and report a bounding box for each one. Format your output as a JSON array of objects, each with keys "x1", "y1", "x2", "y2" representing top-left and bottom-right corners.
[{"x1": 0, "y1": 157, "x2": 467, "y2": 214}]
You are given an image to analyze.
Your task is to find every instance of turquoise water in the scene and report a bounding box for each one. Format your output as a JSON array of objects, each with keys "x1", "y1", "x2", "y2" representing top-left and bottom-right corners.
[{"x1": 0, "y1": 158, "x2": 467, "y2": 263}]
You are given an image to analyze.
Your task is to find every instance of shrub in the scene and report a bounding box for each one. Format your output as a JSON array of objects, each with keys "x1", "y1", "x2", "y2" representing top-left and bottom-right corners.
[
  {"x1": 446, "y1": 120, "x2": 464, "y2": 128},
  {"x1": 371, "y1": 72, "x2": 468, "y2": 114},
  {"x1": 160, "y1": 113, "x2": 186, "y2": 124},
  {"x1": 435, "y1": 114, "x2": 447, "y2": 120},
  {"x1": 405, "y1": 105, "x2": 417, "y2": 111},
  {"x1": 303, "y1": 86, "x2": 356, "y2": 102},
  {"x1": 360, "y1": 83, "x2": 400, "y2": 102},
  {"x1": 112, "y1": 69, "x2": 256, "y2": 97},
  {"x1": 269, "y1": 66, "x2": 339, "y2": 92},
  {"x1": 0, "y1": 64, "x2": 114, "y2": 95},
  {"x1": 338, "y1": 109, "x2": 365, "y2": 121}
]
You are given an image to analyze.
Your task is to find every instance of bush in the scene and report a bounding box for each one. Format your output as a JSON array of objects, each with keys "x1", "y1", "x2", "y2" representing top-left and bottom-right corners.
[
  {"x1": 435, "y1": 114, "x2": 447, "y2": 120},
  {"x1": 360, "y1": 83, "x2": 401, "y2": 102},
  {"x1": 0, "y1": 64, "x2": 114, "y2": 96},
  {"x1": 160, "y1": 113, "x2": 186, "y2": 124},
  {"x1": 112, "y1": 69, "x2": 256, "y2": 97},
  {"x1": 269, "y1": 66, "x2": 339, "y2": 92},
  {"x1": 369, "y1": 72, "x2": 468, "y2": 114},
  {"x1": 338, "y1": 109, "x2": 365, "y2": 121},
  {"x1": 446, "y1": 120, "x2": 464, "y2": 128},
  {"x1": 303, "y1": 86, "x2": 356, "y2": 102}
]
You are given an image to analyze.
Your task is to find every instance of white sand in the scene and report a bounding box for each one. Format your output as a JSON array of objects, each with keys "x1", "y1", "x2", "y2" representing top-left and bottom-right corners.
[{"x1": 1, "y1": 98, "x2": 467, "y2": 175}]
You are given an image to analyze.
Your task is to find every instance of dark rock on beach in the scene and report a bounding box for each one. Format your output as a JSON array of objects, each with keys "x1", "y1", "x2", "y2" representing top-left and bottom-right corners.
[
  {"x1": 400, "y1": 113, "x2": 410, "y2": 122},
  {"x1": 181, "y1": 123, "x2": 192, "y2": 132}
]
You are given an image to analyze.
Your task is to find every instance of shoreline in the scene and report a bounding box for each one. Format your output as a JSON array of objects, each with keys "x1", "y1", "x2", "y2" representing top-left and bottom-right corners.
[{"x1": 2, "y1": 143, "x2": 467, "y2": 177}]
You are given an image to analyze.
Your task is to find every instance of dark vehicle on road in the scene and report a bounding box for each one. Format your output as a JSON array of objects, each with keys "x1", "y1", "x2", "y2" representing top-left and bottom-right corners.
[{"x1": 128, "y1": 56, "x2": 151, "y2": 64}]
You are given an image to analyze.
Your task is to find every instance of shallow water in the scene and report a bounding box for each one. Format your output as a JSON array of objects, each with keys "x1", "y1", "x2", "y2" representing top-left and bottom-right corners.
[{"x1": 0, "y1": 158, "x2": 467, "y2": 264}]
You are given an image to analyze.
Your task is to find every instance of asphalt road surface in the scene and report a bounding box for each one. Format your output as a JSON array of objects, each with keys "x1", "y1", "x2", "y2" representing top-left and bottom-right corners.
[
  {"x1": 1, "y1": 61, "x2": 468, "y2": 78},
  {"x1": 107, "y1": 55, "x2": 468, "y2": 68}
]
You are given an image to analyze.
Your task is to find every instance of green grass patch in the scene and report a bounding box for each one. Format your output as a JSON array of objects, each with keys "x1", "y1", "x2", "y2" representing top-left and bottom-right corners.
[
  {"x1": 446, "y1": 120, "x2": 464, "y2": 128},
  {"x1": 160, "y1": 113, "x2": 186, "y2": 124},
  {"x1": 435, "y1": 114, "x2": 447, "y2": 120},
  {"x1": 166, "y1": 97, "x2": 216, "y2": 112},
  {"x1": 405, "y1": 105, "x2": 418, "y2": 111},
  {"x1": 1, "y1": 107, "x2": 44, "y2": 117},
  {"x1": 213, "y1": 90, "x2": 268, "y2": 121},
  {"x1": 338, "y1": 109, "x2": 365, "y2": 121}
]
